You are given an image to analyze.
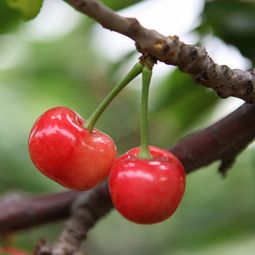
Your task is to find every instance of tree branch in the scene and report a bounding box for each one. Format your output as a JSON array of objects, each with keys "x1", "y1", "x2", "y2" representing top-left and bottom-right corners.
[
  {"x1": 0, "y1": 103, "x2": 254, "y2": 237},
  {"x1": 66, "y1": 0, "x2": 255, "y2": 103},
  {"x1": 0, "y1": 191, "x2": 80, "y2": 233},
  {"x1": 171, "y1": 103, "x2": 255, "y2": 176},
  {"x1": 34, "y1": 182, "x2": 111, "y2": 255}
]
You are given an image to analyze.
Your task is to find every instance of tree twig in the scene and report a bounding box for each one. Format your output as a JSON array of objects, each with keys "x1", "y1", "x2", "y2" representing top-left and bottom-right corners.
[
  {"x1": 35, "y1": 182, "x2": 111, "y2": 255},
  {"x1": 171, "y1": 103, "x2": 255, "y2": 175},
  {"x1": 0, "y1": 191, "x2": 80, "y2": 233},
  {"x1": 66, "y1": 0, "x2": 255, "y2": 103}
]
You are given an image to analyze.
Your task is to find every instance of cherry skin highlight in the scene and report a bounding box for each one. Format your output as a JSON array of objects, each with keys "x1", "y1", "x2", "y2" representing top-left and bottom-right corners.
[
  {"x1": 0, "y1": 247, "x2": 30, "y2": 255},
  {"x1": 29, "y1": 107, "x2": 116, "y2": 190},
  {"x1": 109, "y1": 146, "x2": 185, "y2": 224}
]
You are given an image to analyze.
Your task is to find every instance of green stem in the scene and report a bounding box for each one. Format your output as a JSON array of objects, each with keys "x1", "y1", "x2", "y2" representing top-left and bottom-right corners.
[
  {"x1": 85, "y1": 62, "x2": 143, "y2": 132},
  {"x1": 138, "y1": 66, "x2": 153, "y2": 159}
]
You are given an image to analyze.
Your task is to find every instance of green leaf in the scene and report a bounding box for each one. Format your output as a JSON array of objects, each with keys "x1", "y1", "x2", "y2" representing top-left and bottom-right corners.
[
  {"x1": 65, "y1": 0, "x2": 143, "y2": 11},
  {"x1": 6, "y1": 0, "x2": 43, "y2": 21},
  {"x1": 197, "y1": 0, "x2": 255, "y2": 62},
  {"x1": 152, "y1": 69, "x2": 219, "y2": 142},
  {"x1": 101, "y1": 0, "x2": 143, "y2": 10},
  {"x1": 0, "y1": 1, "x2": 20, "y2": 33}
]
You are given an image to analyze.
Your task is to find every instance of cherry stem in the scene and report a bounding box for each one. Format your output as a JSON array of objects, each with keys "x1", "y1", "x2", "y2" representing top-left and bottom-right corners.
[
  {"x1": 138, "y1": 65, "x2": 153, "y2": 159},
  {"x1": 85, "y1": 62, "x2": 143, "y2": 132}
]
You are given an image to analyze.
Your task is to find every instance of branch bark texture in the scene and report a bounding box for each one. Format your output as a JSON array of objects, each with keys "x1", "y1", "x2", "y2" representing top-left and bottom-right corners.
[
  {"x1": 35, "y1": 182, "x2": 111, "y2": 255},
  {"x1": 0, "y1": 191, "x2": 80, "y2": 233},
  {"x1": 67, "y1": 0, "x2": 255, "y2": 103}
]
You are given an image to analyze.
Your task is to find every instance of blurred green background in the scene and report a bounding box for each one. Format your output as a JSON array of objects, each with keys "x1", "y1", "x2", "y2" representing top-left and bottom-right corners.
[{"x1": 0, "y1": 0, "x2": 254, "y2": 254}]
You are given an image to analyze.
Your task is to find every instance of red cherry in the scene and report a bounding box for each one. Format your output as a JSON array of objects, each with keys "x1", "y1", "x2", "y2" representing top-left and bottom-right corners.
[
  {"x1": 0, "y1": 247, "x2": 29, "y2": 255},
  {"x1": 109, "y1": 146, "x2": 185, "y2": 224},
  {"x1": 28, "y1": 107, "x2": 117, "y2": 190}
]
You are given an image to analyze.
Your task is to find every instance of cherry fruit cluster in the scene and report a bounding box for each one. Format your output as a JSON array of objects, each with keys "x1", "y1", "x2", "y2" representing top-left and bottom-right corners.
[{"x1": 28, "y1": 60, "x2": 186, "y2": 224}]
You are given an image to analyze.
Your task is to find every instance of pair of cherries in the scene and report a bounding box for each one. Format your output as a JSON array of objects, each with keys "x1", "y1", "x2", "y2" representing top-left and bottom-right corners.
[{"x1": 29, "y1": 107, "x2": 185, "y2": 224}]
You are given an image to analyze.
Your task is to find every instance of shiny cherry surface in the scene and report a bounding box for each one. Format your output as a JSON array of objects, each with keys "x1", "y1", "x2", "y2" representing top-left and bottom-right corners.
[
  {"x1": 29, "y1": 107, "x2": 116, "y2": 190},
  {"x1": 109, "y1": 146, "x2": 185, "y2": 224},
  {"x1": 0, "y1": 247, "x2": 29, "y2": 255}
]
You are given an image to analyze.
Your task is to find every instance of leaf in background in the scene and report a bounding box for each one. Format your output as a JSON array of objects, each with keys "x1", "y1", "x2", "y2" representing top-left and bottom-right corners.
[
  {"x1": 101, "y1": 0, "x2": 143, "y2": 10},
  {"x1": 6, "y1": 0, "x2": 43, "y2": 21},
  {"x1": 0, "y1": 1, "x2": 20, "y2": 34},
  {"x1": 197, "y1": 0, "x2": 255, "y2": 62},
  {"x1": 107, "y1": 50, "x2": 138, "y2": 78},
  {"x1": 151, "y1": 69, "x2": 219, "y2": 145},
  {"x1": 65, "y1": 0, "x2": 144, "y2": 11}
]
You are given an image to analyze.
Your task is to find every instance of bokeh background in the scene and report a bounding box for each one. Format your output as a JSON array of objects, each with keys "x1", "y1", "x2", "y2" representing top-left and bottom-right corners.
[{"x1": 0, "y1": 0, "x2": 255, "y2": 254}]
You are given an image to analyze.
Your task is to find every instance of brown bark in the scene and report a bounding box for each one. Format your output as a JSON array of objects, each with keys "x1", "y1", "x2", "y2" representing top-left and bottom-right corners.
[{"x1": 67, "y1": 0, "x2": 255, "y2": 103}]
